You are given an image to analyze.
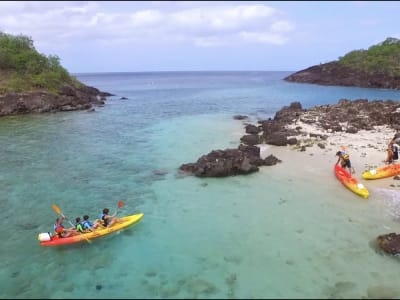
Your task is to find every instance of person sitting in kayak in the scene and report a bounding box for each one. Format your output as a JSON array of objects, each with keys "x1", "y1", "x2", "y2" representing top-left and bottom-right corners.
[
  {"x1": 100, "y1": 208, "x2": 122, "y2": 228},
  {"x1": 75, "y1": 217, "x2": 84, "y2": 233},
  {"x1": 54, "y1": 216, "x2": 78, "y2": 238},
  {"x1": 336, "y1": 150, "x2": 355, "y2": 174},
  {"x1": 81, "y1": 215, "x2": 104, "y2": 232}
]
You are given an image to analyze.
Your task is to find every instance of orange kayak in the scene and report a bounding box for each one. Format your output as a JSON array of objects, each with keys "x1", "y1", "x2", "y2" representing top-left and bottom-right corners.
[
  {"x1": 334, "y1": 165, "x2": 369, "y2": 199},
  {"x1": 38, "y1": 213, "x2": 144, "y2": 246},
  {"x1": 361, "y1": 163, "x2": 400, "y2": 180}
]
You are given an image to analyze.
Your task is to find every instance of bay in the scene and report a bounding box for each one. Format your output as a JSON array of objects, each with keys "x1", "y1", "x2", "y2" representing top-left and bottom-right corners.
[{"x1": 1, "y1": 71, "x2": 400, "y2": 298}]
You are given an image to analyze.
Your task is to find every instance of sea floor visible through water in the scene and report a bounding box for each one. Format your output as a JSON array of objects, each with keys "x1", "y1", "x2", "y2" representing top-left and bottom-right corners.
[
  {"x1": 1, "y1": 71, "x2": 400, "y2": 299},
  {"x1": 0, "y1": 113, "x2": 399, "y2": 299}
]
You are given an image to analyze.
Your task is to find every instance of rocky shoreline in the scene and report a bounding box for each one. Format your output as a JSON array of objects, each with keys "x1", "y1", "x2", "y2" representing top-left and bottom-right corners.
[
  {"x1": 179, "y1": 99, "x2": 400, "y2": 256},
  {"x1": 179, "y1": 99, "x2": 400, "y2": 178},
  {"x1": 0, "y1": 84, "x2": 113, "y2": 116}
]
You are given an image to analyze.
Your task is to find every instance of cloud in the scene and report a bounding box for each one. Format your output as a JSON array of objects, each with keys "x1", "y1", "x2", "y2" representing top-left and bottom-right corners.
[
  {"x1": 0, "y1": 1, "x2": 295, "y2": 49},
  {"x1": 239, "y1": 31, "x2": 288, "y2": 45}
]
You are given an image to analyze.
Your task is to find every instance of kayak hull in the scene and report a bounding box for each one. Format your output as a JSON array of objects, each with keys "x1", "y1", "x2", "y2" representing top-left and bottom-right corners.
[
  {"x1": 334, "y1": 165, "x2": 369, "y2": 199},
  {"x1": 361, "y1": 163, "x2": 400, "y2": 180},
  {"x1": 39, "y1": 213, "x2": 144, "y2": 246}
]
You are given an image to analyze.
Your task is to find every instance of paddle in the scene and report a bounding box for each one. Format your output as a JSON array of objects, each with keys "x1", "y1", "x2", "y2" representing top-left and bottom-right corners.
[
  {"x1": 117, "y1": 200, "x2": 125, "y2": 212},
  {"x1": 107, "y1": 200, "x2": 125, "y2": 226},
  {"x1": 52, "y1": 204, "x2": 92, "y2": 244}
]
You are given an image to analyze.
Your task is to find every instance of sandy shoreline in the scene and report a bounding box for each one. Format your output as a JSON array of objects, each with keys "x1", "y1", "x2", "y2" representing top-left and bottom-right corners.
[{"x1": 256, "y1": 120, "x2": 400, "y2": 192}]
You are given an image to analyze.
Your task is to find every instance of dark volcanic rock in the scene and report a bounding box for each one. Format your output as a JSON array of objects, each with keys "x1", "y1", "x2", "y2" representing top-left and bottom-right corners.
[
  {"x1": 240, "y1": 134, "x2": 260, "y2": 146},
  {"x1": 245, "y1": 124, "x2": 261, "y2": 134},
  {"x1": 284, "y1": 61, "x2": 400, "y2": 90},
  {"x1": 255, "y1": 99, "x2": 400, "y2": 147},
  {"x1": 233, "y1": 115, "x2": 248, "y2": 120},
  {"x1": 0, "y1": 84, "x2": 113, "y2": 116},
  {"x1": 179, "y1": 145, "x2": 281, "y2": 177},
  {"x1": 377, "y1": 232, "x2": 400, "y2": 255}
]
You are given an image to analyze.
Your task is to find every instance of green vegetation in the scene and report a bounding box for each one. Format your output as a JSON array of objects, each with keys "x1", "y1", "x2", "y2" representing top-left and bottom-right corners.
[
  {"x1": 338, "y1": 37, "x2": 400, "y2": 77},
  {"x1": 0, "y1": 32, "x2": 82, "y2": 94}
]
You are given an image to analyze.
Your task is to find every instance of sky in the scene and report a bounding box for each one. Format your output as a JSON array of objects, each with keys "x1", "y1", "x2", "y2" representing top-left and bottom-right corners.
[{"x1": 0, "y1": 1, "x2": 399, "y2": 73}]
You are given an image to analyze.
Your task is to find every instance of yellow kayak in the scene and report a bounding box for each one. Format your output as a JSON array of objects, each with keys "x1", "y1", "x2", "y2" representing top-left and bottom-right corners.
[
  {"x1": 362, "y1": 163, "x2": 400, "y2": 180},
  {"x1": 38, "y1": 213, "x2": 144, "y2": 246}
]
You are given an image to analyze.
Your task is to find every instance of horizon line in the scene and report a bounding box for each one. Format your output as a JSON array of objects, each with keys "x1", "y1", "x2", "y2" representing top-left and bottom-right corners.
[{"x1": 72, "y1": 70, "x2": 296, "y2": 75}]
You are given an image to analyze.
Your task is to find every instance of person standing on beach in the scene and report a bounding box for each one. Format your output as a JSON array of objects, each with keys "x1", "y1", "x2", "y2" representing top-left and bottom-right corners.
[
  {"x1": 385, "y1": 140, "x2": 399, "y2": 164},
  {"x1": 336, "y1": 150, "x2": 355, "y2": 174},
  {"x1": 393, "y1": 129, "x2": 400, "y2": 144},
  {"x1": 392, "y1": 140, "x2": 400, "y2": 162}
]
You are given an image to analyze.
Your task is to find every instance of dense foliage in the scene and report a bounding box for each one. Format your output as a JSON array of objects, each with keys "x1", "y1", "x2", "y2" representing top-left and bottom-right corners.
[
  {"x1": 0, "y1": 32, "x2": 81, "y2": 93},
  {"x1": 338, "y1": 37, "x2": 400, "y2": 77}
]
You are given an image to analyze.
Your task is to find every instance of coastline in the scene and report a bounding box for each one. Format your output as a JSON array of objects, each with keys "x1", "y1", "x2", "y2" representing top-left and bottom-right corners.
[{"x1": 256, "y1": 119, "x2": 399, "y2": 192}]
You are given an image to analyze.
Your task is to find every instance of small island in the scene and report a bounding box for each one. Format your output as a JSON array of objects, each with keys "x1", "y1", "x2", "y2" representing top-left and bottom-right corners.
[
  {"x1": 284, "y1": 37, "x2": 400, "y2": 90},
  {"x1": 0, "y1": 32, "x2": 112, "y2": 116}
]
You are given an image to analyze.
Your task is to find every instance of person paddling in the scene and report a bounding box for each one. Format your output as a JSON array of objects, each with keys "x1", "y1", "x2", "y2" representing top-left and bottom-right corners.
[
  {"x1": 54, "y1": 216, "x2": 78, "y2": 238},
  {"x1": 100, "y1": 208, "x2": 122, "y2": 228}
]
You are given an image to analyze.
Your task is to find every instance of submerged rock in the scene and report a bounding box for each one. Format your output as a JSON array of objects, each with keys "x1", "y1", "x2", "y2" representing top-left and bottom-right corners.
[{"x1": 376, "y1": 232, "x2": 400, "y2": 255}]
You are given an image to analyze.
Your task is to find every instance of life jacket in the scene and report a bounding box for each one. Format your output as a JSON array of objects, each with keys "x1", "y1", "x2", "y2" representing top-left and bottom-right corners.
[
  {"x1": 53, "y1": 223, "x2": 64, "y2": 236},
  {"x1": 75, "y1": 221, "x2": 84, "y2": 232},
  {"x1": 82, "y1": 220, "x2": 93, "y2": 230},
  {"x1": 100, "y1": 213, "x2": 109, "y2": 226}
]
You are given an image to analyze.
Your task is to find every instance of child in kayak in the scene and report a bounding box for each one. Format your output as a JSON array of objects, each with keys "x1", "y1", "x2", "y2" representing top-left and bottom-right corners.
[
  {"x1": 75, "y1": 217, "x2": 85, "y2": 233},
  {"x1": 81, "y1": 215, "x2": 104, "y2": 232},
  {"x1": 100, "y1": 208, "x2": 122, "y2": 228}
]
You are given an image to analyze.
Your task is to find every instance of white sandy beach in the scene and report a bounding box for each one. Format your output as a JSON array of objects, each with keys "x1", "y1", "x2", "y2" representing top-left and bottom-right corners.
[{"x1": 257, "y1": 120, "x2": 400, "y2": 192}]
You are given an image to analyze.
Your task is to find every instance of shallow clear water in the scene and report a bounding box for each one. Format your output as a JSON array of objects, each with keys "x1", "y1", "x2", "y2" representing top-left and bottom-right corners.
[{"x1": 1, "y1": 72, "x2": 400, "y2": 299}]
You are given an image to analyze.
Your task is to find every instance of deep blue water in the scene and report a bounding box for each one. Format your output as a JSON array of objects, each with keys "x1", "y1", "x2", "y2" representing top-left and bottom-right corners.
[{"x1": 1, "y1": 71, "x2": 400, "y2": 299}]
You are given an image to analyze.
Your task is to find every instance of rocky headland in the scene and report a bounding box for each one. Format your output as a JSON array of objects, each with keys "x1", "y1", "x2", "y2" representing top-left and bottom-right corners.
[
  {"x1": 0, "y1": 84, "x2": 113, "y2": 116},
  {"x1": 284, "y1": 37, "x2": 400, "y2": 90},
  {"x1": 0, "y1": 32, "x2": 113, "y2": 116},
  {"x1": 284, "y1": 61, "x2": 400, "y2": 90}
]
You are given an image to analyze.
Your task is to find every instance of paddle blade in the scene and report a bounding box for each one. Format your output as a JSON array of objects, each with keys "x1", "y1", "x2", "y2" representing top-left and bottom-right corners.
[
  {"x1": 52, "y1": 204, "x2": 61, "y2": 215},
  {"x1": 118, "y1": 200, "x2": 125, "y2": 208}
]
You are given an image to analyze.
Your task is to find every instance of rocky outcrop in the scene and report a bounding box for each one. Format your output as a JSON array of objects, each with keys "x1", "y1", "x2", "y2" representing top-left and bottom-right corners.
[
  {"x1": 377, "y1": 233, "x2": 400, "y2": 255},
  {"x1": 0, "y1": 84, "x2": 113, "y2": 116},
  {"x1": 238, "y1": 99, "x2": 400, "y2": 148},
  {"x1": 179, "y1": 145, "x2": 281, "y2": 177},
  {"x1": 284, "y1": 61, "x2": 400, "y2": 90}
]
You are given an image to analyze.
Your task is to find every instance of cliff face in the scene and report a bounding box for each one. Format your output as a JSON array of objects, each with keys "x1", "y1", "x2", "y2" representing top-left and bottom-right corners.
[
  {"x1": 284, "y1": 61, "x2": 400, "y2": 90},
  {"x1": 0, "y1": 83, "x2": 113, "y2": 116}
]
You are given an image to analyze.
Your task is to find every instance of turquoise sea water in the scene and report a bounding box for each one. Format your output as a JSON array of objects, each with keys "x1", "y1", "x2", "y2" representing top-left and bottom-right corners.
[{"x1": 1, "y1": 72, "x2": 400, "y2": 299}]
